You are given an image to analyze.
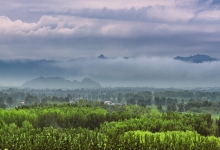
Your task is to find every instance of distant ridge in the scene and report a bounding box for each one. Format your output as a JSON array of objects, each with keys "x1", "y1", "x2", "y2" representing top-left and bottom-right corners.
[
  {"x1": 21, "y1": 77, "x2": 101, "y2": 89},
  {"x1": 174, "y1": 54, "x2": 218, "y2": 63},
  {"x1": 98, "y1": 54, "x2": 106, "y2": 59},
  {"x1": 97, "y1": 54, "x2": 129, "y2": 59}
]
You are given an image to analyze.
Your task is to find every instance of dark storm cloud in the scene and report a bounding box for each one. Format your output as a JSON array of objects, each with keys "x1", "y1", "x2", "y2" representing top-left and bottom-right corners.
[
  {"x1": 29, "y1": 7, "x2": 157, "y2": 23},
  {"x1": 212, "y1": 0, "x2": 220, "y2": 5}
]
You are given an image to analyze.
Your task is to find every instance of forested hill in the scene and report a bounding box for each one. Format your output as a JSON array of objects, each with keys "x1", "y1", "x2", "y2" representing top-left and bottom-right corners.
[
  {"x1": 174, "y1": 54, "x2": 218, "y2": 63},
  {"x1": 21, "y1": 77, "x2": 101, "y2": 89}
]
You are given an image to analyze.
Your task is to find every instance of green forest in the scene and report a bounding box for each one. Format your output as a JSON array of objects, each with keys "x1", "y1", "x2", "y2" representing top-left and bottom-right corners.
[
  {"x1": 1, "y1": 88, "x2": 220, "y2": 149},
  {"x1": 0, "y1": 100, "x2": 220, "y2": 149}
]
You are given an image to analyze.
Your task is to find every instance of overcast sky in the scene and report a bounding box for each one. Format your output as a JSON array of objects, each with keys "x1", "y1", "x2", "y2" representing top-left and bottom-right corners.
[
  {"x1": 1, "y1": 0, "x2": 220, "y2": 59},
  {"x1": 1, "y1": 0, "x2": 220, "y2": 88}
]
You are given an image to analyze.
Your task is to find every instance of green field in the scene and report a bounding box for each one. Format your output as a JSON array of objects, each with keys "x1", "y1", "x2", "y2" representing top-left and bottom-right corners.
[{"x1": 1, "y1": 102, "x2": 220, "y2": 149}]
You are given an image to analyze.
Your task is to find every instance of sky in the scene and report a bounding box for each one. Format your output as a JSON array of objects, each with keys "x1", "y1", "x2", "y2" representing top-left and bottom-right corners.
[{"x1": 1, "y1": 0, "x2": 220, "y2": 88}]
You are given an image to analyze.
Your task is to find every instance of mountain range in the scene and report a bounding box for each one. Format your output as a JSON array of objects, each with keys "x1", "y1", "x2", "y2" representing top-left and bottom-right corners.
[
  {"x1": 174, "y1": 54, "x2": 218, "y2": 63},
  {"x1": 21, "y1": 77, "x2": 101, "y2": 89}
]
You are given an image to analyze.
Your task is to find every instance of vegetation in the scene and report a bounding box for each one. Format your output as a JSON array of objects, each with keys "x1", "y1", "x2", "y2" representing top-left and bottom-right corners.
[
  {"x1": 1, "y1": 88, "x2": 220, "y2": 149},
  {"x1": 0, "y1": 100, "x2": 220, "y2": 149}
]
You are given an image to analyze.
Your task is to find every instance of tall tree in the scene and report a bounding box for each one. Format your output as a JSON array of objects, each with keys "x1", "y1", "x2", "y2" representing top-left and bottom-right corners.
[
  {"x1": 177, "y1": 103, "x2": 185, "y2": 112},
  {"x1": 0, "y1": 97, "x2": 6, "y2": 109},
  {"x1": 6, "y1": 96, "x2": 14, "y2": 107}
]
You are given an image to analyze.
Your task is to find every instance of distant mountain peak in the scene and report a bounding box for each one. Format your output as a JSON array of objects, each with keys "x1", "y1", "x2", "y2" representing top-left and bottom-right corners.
[
  {"x1": 97, "y1": 54, "x2": 130, "y2": 59},
  {"x1": 98, "y1": 54, "x2": 106, "y2": 59},
  {"x1": 82, "y1": 77, "x2": 93, "y2": 82},
  {"x1": 174, "y1": 54, "x2": 218, "y2": 63}
]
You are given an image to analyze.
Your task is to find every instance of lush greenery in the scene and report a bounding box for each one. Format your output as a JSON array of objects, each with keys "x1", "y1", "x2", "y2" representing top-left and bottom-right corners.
[
  {"x1": 1, "y1": 88, "x2": 220, "y2": 149},
  {"x1": 1, "y1": 101, "x2": 220, "y2": 149}
]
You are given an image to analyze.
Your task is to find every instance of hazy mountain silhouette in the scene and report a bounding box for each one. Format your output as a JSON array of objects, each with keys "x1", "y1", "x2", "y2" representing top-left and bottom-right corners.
[
  {"x1": 21, "y1": 77, "x2": 101, "y2": 89},
  {"x1": 174, "y1": 54, "x2": 218, "y2": 63},
  {"x1": 97, "y1": 54, "x2": 129, "y2": 59},
  {"x1": 98, "y1": 54, "x2": 107, "y2": 59}
]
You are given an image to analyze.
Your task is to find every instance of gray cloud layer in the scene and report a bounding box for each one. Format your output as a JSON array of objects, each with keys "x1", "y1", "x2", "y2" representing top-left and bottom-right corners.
[{"x1": 52, "y1": 57, "x2": 220, "y2": 88}]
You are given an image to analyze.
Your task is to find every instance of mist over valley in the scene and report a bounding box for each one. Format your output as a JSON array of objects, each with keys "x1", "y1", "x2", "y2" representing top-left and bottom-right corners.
[{"x1": 0, "y1": 54, "x2": 220, "y2": 88}]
